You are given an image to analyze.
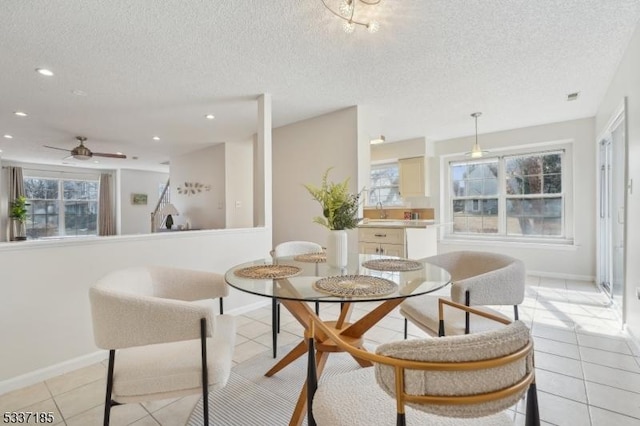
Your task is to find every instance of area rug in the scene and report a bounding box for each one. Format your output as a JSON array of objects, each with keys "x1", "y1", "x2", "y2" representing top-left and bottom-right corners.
[{"x1": 187, "y1": 344, "x2": 362, "y2": 426}]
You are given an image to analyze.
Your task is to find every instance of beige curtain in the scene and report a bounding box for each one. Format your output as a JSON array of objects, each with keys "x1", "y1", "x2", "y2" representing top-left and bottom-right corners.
[
  {"x1": 8, "y1": 166, "x2": 25, "y2": 241},
  {"x1": 98, "y1": 173, "x2": 115, "y2": 236}
]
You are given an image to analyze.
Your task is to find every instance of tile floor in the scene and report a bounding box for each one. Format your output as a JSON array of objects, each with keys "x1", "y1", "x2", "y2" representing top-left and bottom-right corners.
[{"x1": 1, "y1": 276, "x2": 639, "y2": 425}]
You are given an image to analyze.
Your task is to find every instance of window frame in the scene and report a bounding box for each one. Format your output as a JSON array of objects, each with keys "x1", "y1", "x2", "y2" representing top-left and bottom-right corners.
[
  {"x1": 442, "y1": 141, "x2": 574, "y2": 245},
  {"x1": 367, "y1": 161, "x2": 403, "y2": 206},
  {"x1": 23, "y1": 170, "x2": 101, "y2": 240}
]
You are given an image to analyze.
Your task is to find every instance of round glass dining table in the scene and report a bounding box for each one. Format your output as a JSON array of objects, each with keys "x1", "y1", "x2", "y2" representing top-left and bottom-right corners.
[
  {"x1": 225, "y1": 253, "x2": 451, "y2": 426},
  {"x1": 225, "y1": 252, "x2": 451, "y2": 303}
]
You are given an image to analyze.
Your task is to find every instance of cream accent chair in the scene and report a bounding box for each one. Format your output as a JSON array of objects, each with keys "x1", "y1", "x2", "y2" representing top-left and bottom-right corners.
[
  {"x1": 89, "y1": 266, "x2": 236, "y2": 426},
  {"x1": 307, "y1": 301, "x2": 539, "y2": 426},
  {"x1": 401, "y1": 251, "x2": 525, "y2": 337},
  {"x1": 270, "y1": 240, "x2": 323, "y2": 358}
]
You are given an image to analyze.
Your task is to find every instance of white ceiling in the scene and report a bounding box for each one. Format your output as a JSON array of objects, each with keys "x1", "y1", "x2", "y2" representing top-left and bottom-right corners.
[{"x1": 1, "y1": 0, "x2": 639, "y2": 171}]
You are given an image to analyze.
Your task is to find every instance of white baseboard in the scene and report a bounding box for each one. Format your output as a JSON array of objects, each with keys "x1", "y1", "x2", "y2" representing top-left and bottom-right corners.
[
  {"x1": 0, "y1": 300, "x2": 271, "y2": 396},
  {"x1": 226, "y1": 300, "x2": 270, "y2": 316},
  {"x1": 624, "y1": 325, "x2": 640, "y2": 354},
  {"x1": 0, "y1": 350, "x2": 107, "y2": 396},
  {"x1": 528, "y1": 270, "x2": 595, "y2": 282}
]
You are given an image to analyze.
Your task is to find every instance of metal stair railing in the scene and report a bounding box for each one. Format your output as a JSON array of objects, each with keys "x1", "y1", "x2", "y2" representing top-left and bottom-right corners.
[{"x1": 151, "y1": 179, "x2": 170, "y2": 233}]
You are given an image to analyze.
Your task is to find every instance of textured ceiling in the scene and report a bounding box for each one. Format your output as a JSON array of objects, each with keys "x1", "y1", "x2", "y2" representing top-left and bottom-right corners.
[{"x1": 1, "y1": 0, "x2": 639, "y2": 171}]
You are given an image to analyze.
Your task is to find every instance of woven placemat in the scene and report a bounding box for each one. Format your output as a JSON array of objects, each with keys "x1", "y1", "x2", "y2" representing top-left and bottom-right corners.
[
  {"x1": 362, "y1": 258, "x2": 423, "y2": 272},
  {"x1": 313, "y1": 275, "x2": 398, "y2": 297},
  {"x1": 293, "y1": 252, "x2": 327, "y2": 263},
  {"x1": 234, "y1": 265, "x2": 302, "y2": 279}
]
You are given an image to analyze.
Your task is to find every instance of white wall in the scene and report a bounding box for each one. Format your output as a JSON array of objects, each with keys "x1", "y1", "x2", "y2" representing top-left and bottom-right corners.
[
  {"x1": 0, "y1": 228, "x2": 270, "y2": 389},
  {"x1": 273, "y1": 107, "x2": 359, "y2": 250},
  {"x1": 119, "y1": 169, "x2": 169, "y2": 235},
  {"x1": 433, "y1": 118, "x2": 596, "y2": 279},
  {"x1": 596, "y1": 21, "x2": 640, "y2": 337},
  {"x1": 171, "y1": 144, "x2": 226, "y2": 229},
  {"x1": 225, "y1": 140, "x2": 254, "y2": 228},
  {"x1": 370, "y1": 137, "x2": 426, "y2": 162},
  {"x1": 370, "y1": 137, "x2": 432, "y2": 208}
]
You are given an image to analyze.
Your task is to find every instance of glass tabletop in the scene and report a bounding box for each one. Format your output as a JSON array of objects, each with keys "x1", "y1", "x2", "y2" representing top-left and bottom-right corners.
[{"x1": 224, "y1": 253, "x2": 451, "y2": 303}]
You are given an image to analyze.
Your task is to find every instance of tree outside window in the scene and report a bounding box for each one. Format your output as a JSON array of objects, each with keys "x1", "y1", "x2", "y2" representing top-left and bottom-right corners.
[
  {"x1": 24, "y1": 177, "x2": 99, "y2": 239},
  {"x1": 449, "y1": 150, "x2": 564, "y2": 238}
]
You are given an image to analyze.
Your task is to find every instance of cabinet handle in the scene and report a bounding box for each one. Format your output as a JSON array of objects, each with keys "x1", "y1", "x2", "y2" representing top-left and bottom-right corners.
[
  {"x1": 375, "y1": 247, "x2": 379, "y2": 253},
  {"x1": 374, "y1": 233, "x2": 387, "y2": 237}
]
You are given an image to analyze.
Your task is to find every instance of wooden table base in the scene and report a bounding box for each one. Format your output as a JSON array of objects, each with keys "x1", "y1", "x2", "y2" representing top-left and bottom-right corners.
[{"x1": 268, "y1": 296, "x2": 405, "y2": 426}]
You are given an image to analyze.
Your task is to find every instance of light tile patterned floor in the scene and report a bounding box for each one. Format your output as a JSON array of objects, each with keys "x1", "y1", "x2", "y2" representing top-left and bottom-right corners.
[{"x1": 1, "y1": 276, "x2": 638, "y2": 425}]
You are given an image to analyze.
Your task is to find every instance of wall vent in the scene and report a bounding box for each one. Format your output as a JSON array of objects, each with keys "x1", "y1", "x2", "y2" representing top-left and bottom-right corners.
[{"x1": 567, "y1": 92, "x2": 579, "y2": 101}]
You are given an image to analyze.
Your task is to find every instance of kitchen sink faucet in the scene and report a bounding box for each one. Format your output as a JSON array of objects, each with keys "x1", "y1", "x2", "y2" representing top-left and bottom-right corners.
[{"x1": 376, "y1": 202, "x2": 387, "y2": 219}]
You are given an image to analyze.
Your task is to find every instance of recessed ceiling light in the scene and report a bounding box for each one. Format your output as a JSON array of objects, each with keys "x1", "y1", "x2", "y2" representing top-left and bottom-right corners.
[
  {"x1": 93, "y1": 160, "x2": 99, "y2": 164},
  {"x1": 71, "y1": 89, "x2": 87, "y2": 96},
  {"x1": 3, "y1": 134, "x2": 13, "y2": 139},
  {"x1": 152, "y1": 136, "x2": 160, "y2": 141},
  {"x1": 205, "y1": 114, "x2": 215, "y2": 120},
  {"x1": 14, "y1": 111, "x2": 28, "y2": 117},
  {"x1": 36, "y1": 68, "x2": 54, "y2": 77}
]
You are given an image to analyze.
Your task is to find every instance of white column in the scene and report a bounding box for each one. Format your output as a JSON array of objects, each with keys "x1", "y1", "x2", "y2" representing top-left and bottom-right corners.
[{"x1": 255, "y1": 94, "x2": 273, "y2": 231}]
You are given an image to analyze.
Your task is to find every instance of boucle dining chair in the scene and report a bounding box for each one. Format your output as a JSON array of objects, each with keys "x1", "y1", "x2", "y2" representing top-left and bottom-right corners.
[
  {"x1": 307, "y1": 301, "x2": 539, "y2": 426},
  {"x1": 400, "y1": 251, "x2": 525, "y2": 337},
  {"x1": 271, "y1": 240, "x2": 323, "y2": 357},
  {"x1": 89, "y1": 266, "x2": 236, "y2": 426}
]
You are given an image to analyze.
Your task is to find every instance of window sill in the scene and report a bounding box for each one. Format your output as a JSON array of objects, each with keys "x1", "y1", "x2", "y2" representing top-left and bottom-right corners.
[{"x1": 441, "y1": 236, "x2": 577, "y2": 251}]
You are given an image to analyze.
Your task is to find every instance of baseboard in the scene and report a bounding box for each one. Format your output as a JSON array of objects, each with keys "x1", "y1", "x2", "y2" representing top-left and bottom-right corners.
[
  {"x1": 226, "y1": 300, "x2": 270, "y2": 316},
  {"x1": 0, "y1": 350, "x2": 107, "y2": 396},
  {"x1": 624, "y1": 325, "x2": 640, "y2": 354},
  {"x1": 528, "y1": 271, "x2": 595, "y2": 282},
  {"x1": 0, "y1": 301, "x2": 271, "y2": 396}
]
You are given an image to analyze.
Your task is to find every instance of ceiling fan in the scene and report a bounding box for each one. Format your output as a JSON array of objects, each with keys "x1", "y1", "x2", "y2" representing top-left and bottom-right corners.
[{"x1": 44, "y1": 136, "x2": 127, "y2": 160}]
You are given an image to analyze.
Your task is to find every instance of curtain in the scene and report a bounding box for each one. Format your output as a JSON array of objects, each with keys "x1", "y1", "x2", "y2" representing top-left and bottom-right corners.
[
  {"x1": 8, "y1": 166, "x2": 25, "y2": 241},
  {"x1": 98, "y1": 173, "x2": 115, "y2": 236}
]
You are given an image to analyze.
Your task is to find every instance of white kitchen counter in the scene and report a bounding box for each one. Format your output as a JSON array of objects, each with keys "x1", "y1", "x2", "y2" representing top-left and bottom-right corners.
[{"x1": 358, "y1": 219, "x2": 439, "y2": 229}]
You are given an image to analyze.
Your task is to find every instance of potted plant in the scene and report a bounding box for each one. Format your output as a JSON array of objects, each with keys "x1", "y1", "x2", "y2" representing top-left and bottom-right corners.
[
  {"x1": 9, "y1": 195, "x2": 29, "y2": 241},
  {"x1": 304, "y1": 168, "x2": 361, "y2": 267}
]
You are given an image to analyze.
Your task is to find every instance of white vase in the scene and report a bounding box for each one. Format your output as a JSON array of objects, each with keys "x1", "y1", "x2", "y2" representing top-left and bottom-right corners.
[{"x1": 326, "y1": 229, "x2": 348, "y2": 268}]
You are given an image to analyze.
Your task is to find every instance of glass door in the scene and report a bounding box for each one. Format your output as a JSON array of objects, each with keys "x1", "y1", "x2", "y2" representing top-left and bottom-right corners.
[{"x1": 597, "y1": 105, "x2": 626, "y2": 322}]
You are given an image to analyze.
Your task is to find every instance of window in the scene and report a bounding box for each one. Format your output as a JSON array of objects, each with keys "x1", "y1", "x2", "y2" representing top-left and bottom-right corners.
[
  {"x1": 448, "y1": 149, "x2": 566, "y2": 240},
  {"x1": 369, "y1": 162, "x2": 401, "y2": 206},
  {"x1": 24, "y1": 177, "x2": 99, "y2": 239}
]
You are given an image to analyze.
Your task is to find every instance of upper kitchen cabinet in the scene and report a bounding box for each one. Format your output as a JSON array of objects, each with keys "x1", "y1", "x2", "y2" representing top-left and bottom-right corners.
[{"x1": 399, "y1": 156, "x2": 429, "y2": 198}]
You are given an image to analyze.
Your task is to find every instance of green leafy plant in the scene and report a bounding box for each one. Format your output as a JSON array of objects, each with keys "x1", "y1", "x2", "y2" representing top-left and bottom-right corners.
[
  {"x1": 10, "y1": 196, "x2": 29, "y2": 223},
  {"x1": 304, "y1": 168, "x2": 362, "y2": 230}
]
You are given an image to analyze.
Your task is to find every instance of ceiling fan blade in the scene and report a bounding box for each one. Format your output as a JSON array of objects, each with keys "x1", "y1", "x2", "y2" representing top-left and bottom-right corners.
[
  {"x1": 63, "y1": 155, "x2": 73, "y2": 160},
  {"x1": 44, "y1": 145, "x2": 72, "y2": 152},
  {"x1": 92, "y1": 152, "x2": 127, "y2": 159}
]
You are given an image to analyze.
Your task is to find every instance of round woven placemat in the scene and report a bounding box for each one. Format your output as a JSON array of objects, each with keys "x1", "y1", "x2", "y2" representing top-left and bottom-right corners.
[
  {"x1": 362, "y1": 258, "x2": 423, "y2": 272},
  {"x1": 313, "y1": 275, "x2": 398, "y2": 297},
  {"x1": 234, "y1": 264, "x2": 302, "y2": 279},
  {"x1": 293, "y1": 252, "x2": 327, "y2": 263}
]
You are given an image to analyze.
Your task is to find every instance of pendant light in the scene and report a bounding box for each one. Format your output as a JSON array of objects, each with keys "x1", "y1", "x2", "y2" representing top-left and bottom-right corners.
[{"x1": 466, "y1": 112, "x2": 489, "y2": 158}]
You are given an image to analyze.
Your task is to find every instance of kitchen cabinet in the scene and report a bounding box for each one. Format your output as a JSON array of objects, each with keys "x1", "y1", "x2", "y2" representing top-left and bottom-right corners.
[
  {"x1": 358, "y1": 223, "x2": 438, "y2": 259},
  {"x1": 399, "y1": 156, "x2": 429, "y2": 198},
  {"x1": 358, "y1": 227, "x2": 405, "y2": 256}
]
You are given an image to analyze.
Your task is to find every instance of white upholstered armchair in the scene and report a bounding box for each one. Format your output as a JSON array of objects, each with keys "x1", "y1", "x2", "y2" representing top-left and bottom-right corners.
[
  {"x1": 307, "y1": 301, "x2": 539, "y2": 426},
  {"x1": 89, "y1": 266, "x2": 236, "y2": 426},
  {"x1": 400, "y1": 251, "x2": 526, "y2": 337}
]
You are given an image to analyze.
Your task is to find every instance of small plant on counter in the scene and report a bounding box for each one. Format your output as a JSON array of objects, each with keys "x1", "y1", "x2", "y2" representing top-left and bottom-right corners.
[
  {"x1": 10, "y1": 195, "x2": 29, "y2": 223},
  {"x1": 304, "y1": 168, "x2": 362, "y2": 230}
]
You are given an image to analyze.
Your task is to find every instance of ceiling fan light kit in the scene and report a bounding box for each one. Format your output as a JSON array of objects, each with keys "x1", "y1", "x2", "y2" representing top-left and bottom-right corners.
[{"x1": 44, "y1": 136, "x2": 127, "y2": 160}]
